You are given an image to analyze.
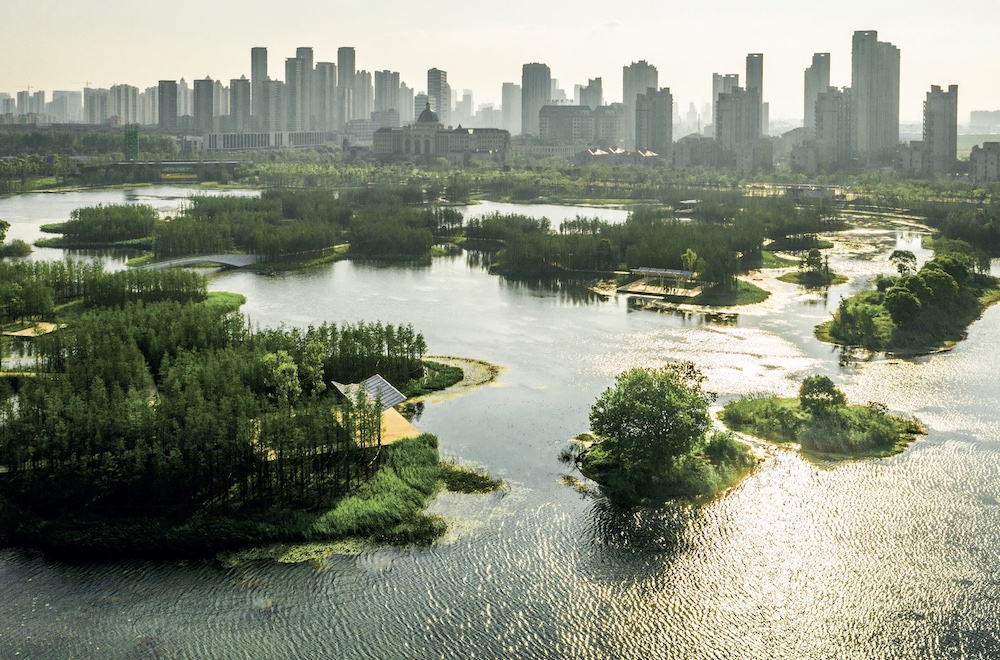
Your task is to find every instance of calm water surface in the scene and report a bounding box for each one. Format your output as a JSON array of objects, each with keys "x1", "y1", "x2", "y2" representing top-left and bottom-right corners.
[{"x1": 2, "y1": 188, "x2": 999, "y2": 658}]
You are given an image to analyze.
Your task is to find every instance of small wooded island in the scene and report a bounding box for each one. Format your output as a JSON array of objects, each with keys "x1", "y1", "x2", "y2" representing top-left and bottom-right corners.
[
  {"x1": 572, "y1": 369, "x2": 924, "y2": 505},
  {"x1": 0, "y1": 260, "x2": 499, "y2": 560},
  {"x1": 574, "y1": 363, "x2": 758, "y2": 506},
  {"x1": 776, "y1": 247, "x2": 848, "y2": 287},
  {"x1": 720, "y1": 375, "x2": 926, "y2": 458},
  {"x1": 817, "y1": 243, "x2": 1000, "y2": 354}
]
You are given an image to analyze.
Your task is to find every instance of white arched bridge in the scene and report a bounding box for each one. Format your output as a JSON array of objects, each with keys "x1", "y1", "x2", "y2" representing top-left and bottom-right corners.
[{"x1": 145, "y1": 254, "x2": 263, "y2": 270}]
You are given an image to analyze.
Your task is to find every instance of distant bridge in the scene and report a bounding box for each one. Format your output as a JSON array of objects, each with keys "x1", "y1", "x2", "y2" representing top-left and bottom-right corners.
[{"x1": 145, "y1": 254, "x2": 262, "y2": 270}]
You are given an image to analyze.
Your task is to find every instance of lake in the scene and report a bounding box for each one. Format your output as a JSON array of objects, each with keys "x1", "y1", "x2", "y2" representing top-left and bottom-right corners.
[{"x1": 1, "y1": 187, "x2": 999, "y2": 659}]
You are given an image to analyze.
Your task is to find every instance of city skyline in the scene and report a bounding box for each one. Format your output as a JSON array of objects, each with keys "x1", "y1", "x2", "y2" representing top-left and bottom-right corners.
[{"x1": 3, "y1": 0, "x2": 999, "y2": 123}]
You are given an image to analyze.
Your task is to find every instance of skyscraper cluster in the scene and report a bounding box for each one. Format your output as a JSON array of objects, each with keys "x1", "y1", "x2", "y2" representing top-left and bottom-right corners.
[
  {"x1": 156, "y1": 45, "x2": 411, "y2": 136},
  {"x1": 0, "y1": 28, "x2": 964, "y2": 173}
]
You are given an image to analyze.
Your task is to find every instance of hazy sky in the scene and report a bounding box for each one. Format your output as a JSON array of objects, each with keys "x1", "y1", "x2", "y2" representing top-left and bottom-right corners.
[{"x1": 3, "y1": 0, "x2": 999, "y2": 123}]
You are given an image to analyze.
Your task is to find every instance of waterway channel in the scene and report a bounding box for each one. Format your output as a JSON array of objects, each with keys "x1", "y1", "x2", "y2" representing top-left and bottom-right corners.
[{"x1": 1, "y1": 187, "x2": 999, "y2": 658}]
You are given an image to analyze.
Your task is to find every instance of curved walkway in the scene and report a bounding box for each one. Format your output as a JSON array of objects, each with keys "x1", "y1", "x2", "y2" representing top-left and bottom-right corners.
[{"x1": 145, "y1": 254, "x2": 262, "y2": 269}]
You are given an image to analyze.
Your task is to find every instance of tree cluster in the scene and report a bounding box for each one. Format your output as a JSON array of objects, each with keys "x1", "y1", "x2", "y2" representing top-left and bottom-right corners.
[
  {"x1": 721, "y1": 376, "x2": 924, "y2": 456},
  {"x1": 828, "y1": 244, "x2": 989, "y2": 351},
  {"x1": 580, "y1": 363, "x2": 755, "y2": 505},
  {"x1": 464, "y1": 195, "x2": 836, "y2": 290},
  {"x1": 1, "y1": 283, "x2": 429, "y2": 520},
  {"x1": 45, "y1": 204, "x2": 158, "y2": 243},
  {"x1": 150, "y1": 188, "x2": 444, "y2": 261}
]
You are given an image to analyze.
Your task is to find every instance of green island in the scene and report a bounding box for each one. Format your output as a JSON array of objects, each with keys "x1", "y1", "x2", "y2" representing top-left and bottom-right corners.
[
  {"x1": 0, "y1": 260, "x2": 501, "y2": 560},
  {"x1": 720, "y1": 375, "x2": 926, "y2": 458},
  {"x1": 36, "y1": 203, "x2": 158, "y2": 249},
  {"x1": 0, "y1": 220, "x2": 32, "y2": 258},
  {"x1": 777, "y1": 247, "x2": 849, "y2": 287},
  {"x1": 817, "y1": 242, "x2": 1000, "y2": 354},
  {"x1": 569, "y1": 363, "x2": 758, "y2": 507},
  {"x1": 28, "y1": 183, "x2": 845, "y2": 311}
]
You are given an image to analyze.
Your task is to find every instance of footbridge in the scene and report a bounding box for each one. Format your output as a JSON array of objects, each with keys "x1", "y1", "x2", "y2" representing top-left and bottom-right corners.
[{"x1": 145, "y1": 254, "x2": 262, "y2": 270}]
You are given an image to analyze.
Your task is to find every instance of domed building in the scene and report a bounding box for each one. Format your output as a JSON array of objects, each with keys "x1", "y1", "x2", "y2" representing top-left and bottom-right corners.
[
  {"x1": 416, "y1": 102, "x2": 442, "y2": 127},
  {"x1": 373, "y1": 102, "x2": 509, "y2": 163}
]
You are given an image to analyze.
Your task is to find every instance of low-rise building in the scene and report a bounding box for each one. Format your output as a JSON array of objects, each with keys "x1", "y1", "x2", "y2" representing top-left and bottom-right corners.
[
  {"x1": 372, "y1": 103, "x2": 509, "y2": 163},
  {"x1": 204, "y1": 131, "x2": 334, "y2": 151},
  {"x1": 971, "y1": 142, "x2": 1000, "y2": 181}
]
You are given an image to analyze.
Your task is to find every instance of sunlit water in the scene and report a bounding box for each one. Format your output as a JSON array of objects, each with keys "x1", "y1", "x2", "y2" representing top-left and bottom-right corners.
[{"x1": 2, "y1": 189, "x2": 999, "y2": 658}]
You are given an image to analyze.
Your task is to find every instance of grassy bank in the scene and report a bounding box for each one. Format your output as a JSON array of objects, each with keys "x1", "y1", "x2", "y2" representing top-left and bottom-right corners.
[
  {"x1": 203, "y1": 291, "x2": 247, "y2": 312},
  {"x1": 760, "y1": 251, "x2": 799, "y2": 268},
  {"x1": 678, "y1": 280, "x2": 771, "y2": 306},
  {"x1": 721, "y1": 395, "x2": 926, "y2": 459},
  {"x1": 34, "y1": 236, "x2": 153, "y2": 250},
  {"x1": 777, "y1": 271, "x2": 849, "y2": 287},
  {"x1": 2, "y1": 434, "x2": 449, "y2": 561},
  {"x1": 403, "y1": 360, "x2": 465, "y2": 397}
]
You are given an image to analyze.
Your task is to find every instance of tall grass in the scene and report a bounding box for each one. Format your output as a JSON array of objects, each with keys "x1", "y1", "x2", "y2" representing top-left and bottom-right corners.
[{"x1": 310, "y1": 434, "x2": 444, "y2": 543}]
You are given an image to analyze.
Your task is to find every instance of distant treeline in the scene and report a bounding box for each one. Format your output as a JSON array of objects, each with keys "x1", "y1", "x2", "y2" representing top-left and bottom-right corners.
[
  {"x1": 41, "y1": 203, "x2": 158, "y2": 244},
  {"x1": 919, "y1": 200, "x2": 1000, "y2": 256},
  {"x1": 0, "y1": 259, "x2": 206, "y2": 322},
  {"x1": 41, "y1": 188, "x2": 466, "y2": 262},
  {"x1": 467, "y1": 194, "x2": 840, "y2": 288},
  {"x1": 38, "y1": 186, "x2": 840, "y2": 284},
  {"x1": 0, "y1": 130, "x2": 179, "y2": 158}
]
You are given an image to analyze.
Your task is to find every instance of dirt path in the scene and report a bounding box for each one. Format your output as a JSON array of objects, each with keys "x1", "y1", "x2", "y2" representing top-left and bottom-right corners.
[{"x1": 2, "y1": 322, "x2": 60, "y2": 337}]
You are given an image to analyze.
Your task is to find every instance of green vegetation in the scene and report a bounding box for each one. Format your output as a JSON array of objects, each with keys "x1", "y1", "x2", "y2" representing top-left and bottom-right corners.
[
  {"x1": 308, "y1": 434, "x2": 446, "y2": 546},
  {"x1": 777, "y1": 248, "x2": 848, "y2": 287},
  {"x1": 0, "y1": 219, "x2": 32, "y2": 257},
  {"x1": 0, "y1": 240, "x2": 32, "y2": 258},
  {"x1": 203, "y1": 291, "x2": 248, "y2": 311},
  {"x1": 472, "y1": 195, "x2": 839, "y2": 295},
  {"x1": 760, "y1": 250, "x2": 799, "y2": 268},
  {"x1": 822, "y1": 241, "x2": 1000, "y2": 353},
  {"x1": 0, "y1": 260, "x2": 471, "y2": 558},
  {"x1": 683, "y1": 280, "x2": 771, "y2": 306},
  {"x1": 3, "y1": 434, "x2": 447, "y2": 559},
  {"x1": 151, "y1": 187, "x2": 444, "y2": 262},
  {"x1": 33, "y1": 188, "x2": 461, "y2": 264},
  {"x1": 402, "y1": 360, "x2": 464, "y2": 397},
  {"x1": 439, "y1": 461, "x2": 505, "y2": 494},
  {"x1": 721, "y1": 376, "x2": 925, "y2": 458},
  {"x1": 578, "y1": 363, "x2": 756, "y2": 506},
  {"x1": 918, "y1": 199, "x2": 1000, "y2": 257},
  {"x1": 38, "y1": 204, "x2": 158, "y2": 247}
]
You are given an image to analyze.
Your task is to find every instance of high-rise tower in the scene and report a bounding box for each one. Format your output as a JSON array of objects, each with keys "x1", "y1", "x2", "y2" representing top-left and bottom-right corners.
[
  {"x1": 337, "y1": 47, "x2": 356, "y2": 126},
  {"x1": 521, "y1": 63, "x2": 551, "y2": 136},
  {"x1": 851, "y1": 30, "x2": 900, "y2": 162},
  {"x1": 923, "y1": 85, "x2": 958, "y2": 175},
  {"x1": 229, "y1": 77, "x2": 251, "y2": 133},
  {"x1": 803, "y1": 53, "x2": 831, "y2": 132},
  {"x1": 296, "y1": 47, "x2": 315, "y2": 130},
  {"x1": 315, "y1": 62, "x2": 337, "y2": 132},
  {"x1": 251, "y1": 47, "x2": 267, "y2": 116},
  {"x1": 711, "y1": 73, "x2": 739, "y2": 137},
  {"x1": 635, "y1": 87, "x2": 673, "y2": 158},
  {"x1": 501, "y1": 82, "x2": 521, "y2": 134},
  {"x1": 746, "y1": 53, "x2": 764, "y2": 136},
  {"x1": 192, "y1": 77, "x2": 215, "y2": 133},
  {"x1": 285, "y1": 57, "x2": 306, "y2": 132},
  {"x1": 623, "y1": 61, "x2": 658, "y2": 148},
  {"x1": 157, "y1": 80, "x2": 178, "y2": 131},
  {"x1": 427, "y1": 68, "x2": 450, "y2": 126},
  {"x1": 580, "y1": 78, "x2": 603, "y2": 110},
  {"x1": 375, "y1": 70, "x2": 400, "y2": 113}
]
